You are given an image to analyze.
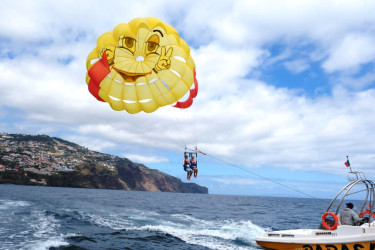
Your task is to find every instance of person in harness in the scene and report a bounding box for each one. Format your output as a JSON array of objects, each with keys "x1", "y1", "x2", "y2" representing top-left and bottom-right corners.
[
  {"x1": 183, "y1": 155, "x2": 193, "y2": 180},
  {"x1": 190, "y1": 155, "x2": 198, "y2": 178}
]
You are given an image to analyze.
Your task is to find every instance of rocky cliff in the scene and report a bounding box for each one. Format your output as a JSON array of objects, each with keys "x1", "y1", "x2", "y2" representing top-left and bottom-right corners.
[{"x1": 0, "y1": 133, "x2": 208, "y2": 194}]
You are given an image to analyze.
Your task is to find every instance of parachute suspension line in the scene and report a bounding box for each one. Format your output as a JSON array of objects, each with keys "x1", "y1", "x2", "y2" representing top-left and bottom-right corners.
[
  {"x1": 167, "y1": 131, "x2": 187, "y2": 149},
  {"x1": 151, "y1": 81, "x2": 190, "y2": 149},
  {"x1": 190, "y1": 99, "x2": 198, "y2": 150},
  {"x1": 151, "y1": 77, "x2": 199, "y2": 151},
  {"x1": 172, "y1": 107, "x2": 191, "y2": 147},
  {"x1": 175, "y1": 79, "x2": 199, "y2": 151},
  {"x1": 142, "y1": 97, "x2": 184, "y2": 150},
  {"x1": 179, "y1": 104, "x2": 198, "y2": 150},
  {"x1": 203, "y1": 152, "x2": 318, "y2": 199}
]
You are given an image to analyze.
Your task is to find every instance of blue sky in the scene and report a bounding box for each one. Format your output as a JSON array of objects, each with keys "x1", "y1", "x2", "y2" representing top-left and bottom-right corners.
[{"x1": 1, "y1": 0, "x2": 375, "y2": 198}]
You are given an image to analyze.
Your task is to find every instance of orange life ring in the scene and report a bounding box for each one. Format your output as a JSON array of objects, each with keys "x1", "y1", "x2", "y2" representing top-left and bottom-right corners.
[
  {"x1": 321, "y1": 212, "x2": 339, "y2": 230},
  {"x1": 359, "y1": 210, "x2": 375, "y2": 219}
]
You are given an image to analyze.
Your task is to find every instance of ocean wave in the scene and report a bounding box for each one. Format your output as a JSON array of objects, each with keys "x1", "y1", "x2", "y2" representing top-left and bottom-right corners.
[
  {"x1": 0, "y1": 183, "x2": 327, "y2": 249},
  {"x1": 67, "y1": 235, "x2": 97, "y2": 243},
  {"x1": 139, "y1": 218, "x2": 264, "y2": 250},
  {"x1": 22, "y1": 238, "x2": 70, "y2": 250},
  {"x1": 0, "y1": 209, "x2": 71, "y2": 250},
  {"x1": 65, "y1": 209, "x2": 264, "y2": 250},
  {"x1": 0, "y1": 200, "x2": 30, "y2": 210}
]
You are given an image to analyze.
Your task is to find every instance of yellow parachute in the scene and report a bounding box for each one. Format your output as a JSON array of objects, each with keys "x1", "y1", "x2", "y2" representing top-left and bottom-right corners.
[{"x1": 86, "y1": 17, "x2": 198, "y2": 114}]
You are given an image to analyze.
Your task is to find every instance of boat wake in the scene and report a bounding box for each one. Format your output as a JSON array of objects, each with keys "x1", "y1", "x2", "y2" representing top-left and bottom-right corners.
[
  {"x1": 0, "y1": 187, "x2": 278, "y2": 250},
  {"x1": 0, "y1": 200, "x2": 70, "y2": 250},
  {"x1": 79, "y1": 209, "x2": 265, "y2": 249}
]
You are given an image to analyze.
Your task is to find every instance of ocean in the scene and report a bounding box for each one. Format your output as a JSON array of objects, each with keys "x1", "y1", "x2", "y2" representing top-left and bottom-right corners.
[{"x1": 0, "y1": 184, "x2": 328, "y2": 250}]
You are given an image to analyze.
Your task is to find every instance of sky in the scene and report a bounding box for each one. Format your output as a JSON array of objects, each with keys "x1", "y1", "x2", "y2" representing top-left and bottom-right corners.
[{"x1": 1, "y1": 0, "x2": 375, "y2": 198}]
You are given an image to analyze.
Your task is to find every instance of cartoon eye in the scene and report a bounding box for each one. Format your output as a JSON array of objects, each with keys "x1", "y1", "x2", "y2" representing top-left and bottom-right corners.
[
  {"x1": 147, "y1": 42, "x2": 158, "y2": 52},
  {"x1": 146, "y1": 34, "x2": 159, "y2": 55},
  {"x1": 121, "y1": 36, "x2": 136, "y2": 54}
]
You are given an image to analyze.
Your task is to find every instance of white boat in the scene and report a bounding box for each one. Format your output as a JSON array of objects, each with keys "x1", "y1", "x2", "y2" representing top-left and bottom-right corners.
[{"x1": 256, "y1": 170, "x2": 375, "y2": 250}]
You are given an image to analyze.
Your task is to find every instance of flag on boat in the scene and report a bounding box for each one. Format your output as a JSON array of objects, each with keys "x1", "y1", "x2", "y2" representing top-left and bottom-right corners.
[{"x1": 345, "y1": 160, "x2": 350, "y2": 167}]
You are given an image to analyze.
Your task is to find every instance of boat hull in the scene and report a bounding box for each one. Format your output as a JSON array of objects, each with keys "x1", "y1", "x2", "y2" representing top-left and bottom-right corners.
[{"x1": 256, "y1": 241, "x2": 375, "y2": 250}]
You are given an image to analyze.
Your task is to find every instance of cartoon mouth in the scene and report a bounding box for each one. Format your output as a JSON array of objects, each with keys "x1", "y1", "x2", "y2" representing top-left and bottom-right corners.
[{"x1": 113, "y1": 67, "x2": 151, "y2": 82}]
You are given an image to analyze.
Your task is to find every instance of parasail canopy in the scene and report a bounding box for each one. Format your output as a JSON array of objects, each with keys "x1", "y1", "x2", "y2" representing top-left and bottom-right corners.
[{"x1": 86, "y1": 17, "x2": 198, "y2": 114}]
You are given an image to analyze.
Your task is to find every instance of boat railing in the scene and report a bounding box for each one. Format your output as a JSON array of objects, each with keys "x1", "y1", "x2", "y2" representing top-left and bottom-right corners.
[
  {"x1": 347, "y1": 171, "x2": 366, "y2": 182},
  {"x1": 323, "y1": 177, "x2": 375, "y2": 227}
]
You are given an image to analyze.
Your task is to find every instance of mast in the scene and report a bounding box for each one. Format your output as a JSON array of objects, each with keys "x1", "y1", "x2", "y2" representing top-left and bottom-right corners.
[{"x1": 346, "y1": 155, "x2": 353, "y2": 172}]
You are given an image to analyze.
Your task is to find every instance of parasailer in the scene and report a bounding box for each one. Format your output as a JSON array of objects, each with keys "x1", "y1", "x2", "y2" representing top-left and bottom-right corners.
[
  {"x1": 183, "y1": 154, "x2": 193, "y2": 180},
  {"x1": 85, "y1": 17, "x2": 198, "y2": 114},
  {"x1": 183, "y1": 149, "x2": 199, "y2": 181},
  {"x1": 190, "y1": 155, "x2": 198, "y2": 178}
]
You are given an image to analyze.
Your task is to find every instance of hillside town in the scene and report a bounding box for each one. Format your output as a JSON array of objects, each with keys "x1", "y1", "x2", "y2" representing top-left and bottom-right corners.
[
  {"x1": 0, "y1": 133, "x2": 208, "y2": 193},
  {"x1": 0, "y1": 133, "x2": 117, "y2": 184}
]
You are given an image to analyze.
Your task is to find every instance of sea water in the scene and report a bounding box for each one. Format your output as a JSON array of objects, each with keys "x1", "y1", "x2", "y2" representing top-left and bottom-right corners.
[{"x1": 0, "y1": 185, "x2": 328, "y2": 249}]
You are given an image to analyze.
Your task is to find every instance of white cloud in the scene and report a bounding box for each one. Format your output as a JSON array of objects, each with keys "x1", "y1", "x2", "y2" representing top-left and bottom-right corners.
[
  {"x1": 323, "y1": 34, "x2": 375, "y2": 73},
  {"x1": 336, "y1": 70, "x2": 375, "y2": 90},
  {"x1": 123, "y1": 154, "x2": 169, "y2": 164},
  {"x1": 210, "y1": 177, "x2": 260, "y2": 186},
  {"x1": 66, "y1": 136, "x2": 116, "y2": 153},
  {"x1": 283, "y1": 59, "x2": 310, "y2": 74},
  {"x1": 1, "y1": 0, "x2": 375, "y2": 189}
]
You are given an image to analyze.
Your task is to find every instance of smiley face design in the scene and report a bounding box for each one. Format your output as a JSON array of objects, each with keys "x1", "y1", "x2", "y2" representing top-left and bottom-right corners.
[{"x1": 86, "y1": 17, "x2": 197, "y2": 114}]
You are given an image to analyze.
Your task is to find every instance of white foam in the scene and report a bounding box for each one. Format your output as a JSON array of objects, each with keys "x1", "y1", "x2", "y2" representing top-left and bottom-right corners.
[
  {"x1": 139, "y1": 218, "x2": 265, "y2": 250},
  {"x1": 1, "y1": 208, "x2": 70, "y2": 250},
  {"x1": 82, "y1": 208, "x2": 162, "y2": 230},
  {"x1": 54, "y1": 208, "x2": 265, "y2": 249},
  {"x1": 0, "y1": 200, "x2": 30, "y2": 209},
  {"x1": 30, "y1": 211, "x2": 60, "y2": 238},
  {"x1": 124, "y1": 208, "x2": 161, "y2": 217},
  {"x1": 26, "y1": 238, "x2": 70, "y2": 250},
  {"x1": 77, "y1": 209, "x2": 264, "y2": 249},
  {"x1": 171, "y1": 213, "x2": 208, "y2": 223},
  {"x1": 79, "y1": 211, "x2": 135, "y2": 230}
]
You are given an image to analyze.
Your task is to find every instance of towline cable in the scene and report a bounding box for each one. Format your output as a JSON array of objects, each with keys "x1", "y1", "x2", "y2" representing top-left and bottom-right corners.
[{"x1": 190, "y1": 148, "x2": 319, "y2": 199}]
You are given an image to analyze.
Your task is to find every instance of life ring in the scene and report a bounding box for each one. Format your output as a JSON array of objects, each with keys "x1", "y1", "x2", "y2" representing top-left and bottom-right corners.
[
  {"x1": 359, "y1": 210, "x2": 375, "y2": 219},
  {"x1": 321, "y1": 212, "x2": 339, "y2": 230}
]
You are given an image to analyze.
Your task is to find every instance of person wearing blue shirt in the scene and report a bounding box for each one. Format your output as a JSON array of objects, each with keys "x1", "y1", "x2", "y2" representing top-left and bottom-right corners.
[
  {"x1": 190, "y1": 156, "x2": 198, "y2": 178},
  {"x1": 183, "y1": 155, "x2": 193, "y2": 180}
]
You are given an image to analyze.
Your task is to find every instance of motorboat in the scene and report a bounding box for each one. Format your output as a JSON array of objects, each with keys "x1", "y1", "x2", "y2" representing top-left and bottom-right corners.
[{"x1": 255, "y1": 169, "x2": 375, "y2": 250}]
